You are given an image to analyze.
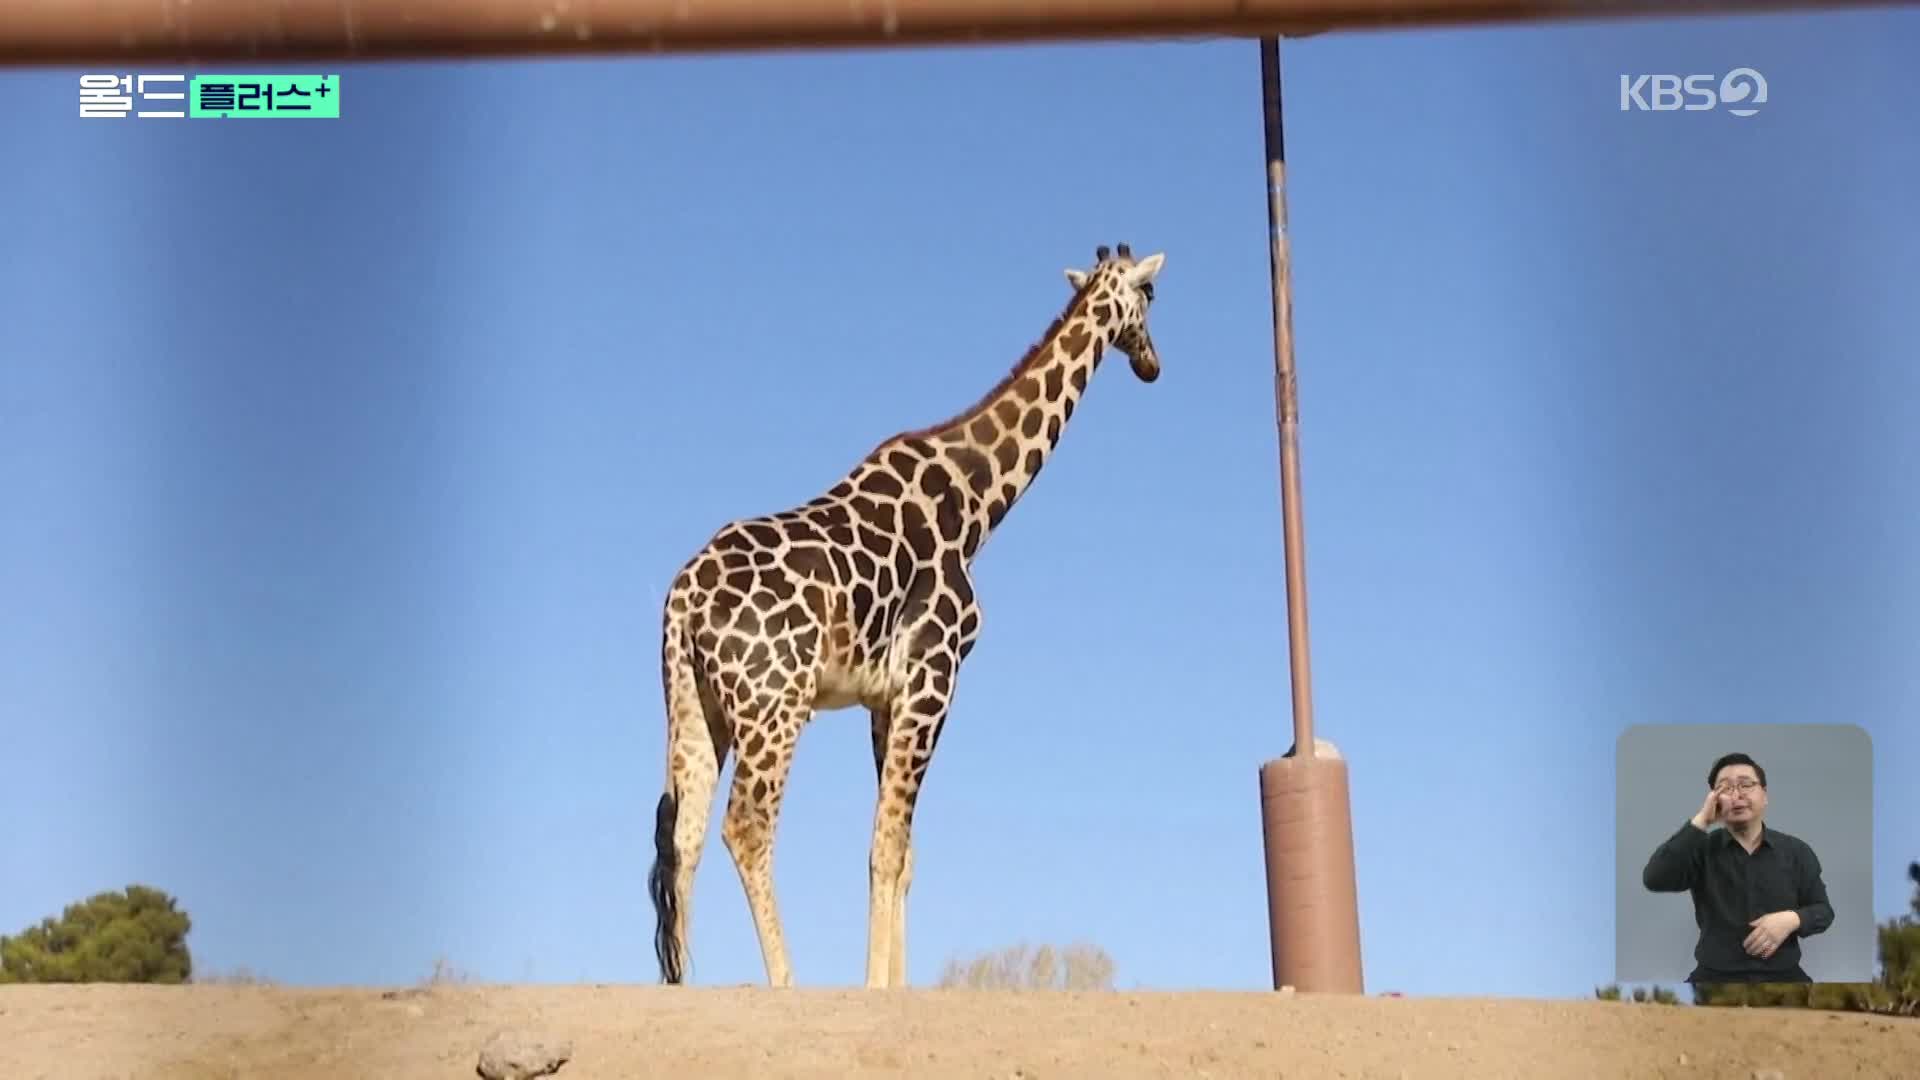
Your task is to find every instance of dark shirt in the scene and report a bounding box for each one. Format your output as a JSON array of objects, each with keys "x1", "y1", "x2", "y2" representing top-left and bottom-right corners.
[{"x1": 1642, "y1": 821, "x2": 1834, "y2": 981}]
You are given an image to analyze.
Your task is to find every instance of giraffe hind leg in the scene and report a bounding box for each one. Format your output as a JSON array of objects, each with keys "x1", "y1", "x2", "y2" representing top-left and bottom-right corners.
[
  {"x1": 720, "y1": 687, "x2": 810, "y2": 988},
  {"x1": 650, "y1": 623, "x2": 728, "y2": 984}
]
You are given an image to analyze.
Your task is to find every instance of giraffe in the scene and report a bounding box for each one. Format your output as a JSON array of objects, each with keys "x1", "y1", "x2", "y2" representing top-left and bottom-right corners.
[{"x1": 646, "y1": 243, "x2": 1168, "y2": 989}]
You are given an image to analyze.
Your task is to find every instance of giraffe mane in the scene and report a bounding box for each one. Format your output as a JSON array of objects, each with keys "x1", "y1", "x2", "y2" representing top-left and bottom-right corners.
[{"x1": 865, "y1": 284, "x2": 1095, "y2": 457}]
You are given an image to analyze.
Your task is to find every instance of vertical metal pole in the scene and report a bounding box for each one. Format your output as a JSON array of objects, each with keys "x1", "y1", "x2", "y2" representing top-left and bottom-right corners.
[
  {"x1": 1261, "y1": 36, "x2": 1315, "y2": 755},
  {"x1": 1255, "y1": 35, "x2": 1365, "y2": 996}
]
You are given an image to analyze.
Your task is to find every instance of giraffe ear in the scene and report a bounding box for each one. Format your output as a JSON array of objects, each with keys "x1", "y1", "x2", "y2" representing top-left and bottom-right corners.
[
  {"x1": 1064, "y1": 268, "x2": 1090, "y2": 290},
  {"x1": 1124, "y1": 252, "x2": 1166, "y2": 286}
]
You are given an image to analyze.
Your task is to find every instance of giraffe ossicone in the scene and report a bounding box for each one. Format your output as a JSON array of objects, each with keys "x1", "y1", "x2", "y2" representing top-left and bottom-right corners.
[{"x1": 646, "y1": 243, "x2": 1168, "y2": 990}]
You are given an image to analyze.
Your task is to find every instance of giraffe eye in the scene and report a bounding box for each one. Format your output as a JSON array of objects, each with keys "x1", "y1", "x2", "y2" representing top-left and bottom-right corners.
[{"x1": 1139, "y1": 282, "x2": 1155, "y2": 303}]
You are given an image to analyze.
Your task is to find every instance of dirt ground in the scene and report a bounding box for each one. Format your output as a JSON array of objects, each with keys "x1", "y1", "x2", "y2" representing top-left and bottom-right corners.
[{"x1": 1, "y1": 984, "x2": 1915, "y2": 1079}]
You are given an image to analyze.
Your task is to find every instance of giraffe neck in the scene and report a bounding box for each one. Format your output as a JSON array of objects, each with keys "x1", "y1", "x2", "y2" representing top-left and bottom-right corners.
[{"x1": 859, "y1": 291, "x2": 1108, "y2": 561}]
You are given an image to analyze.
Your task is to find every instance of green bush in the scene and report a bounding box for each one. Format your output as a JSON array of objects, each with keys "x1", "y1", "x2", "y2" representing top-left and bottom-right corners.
[{"x1": 0, "y1": 885, "x2": 192, "y2": 984}]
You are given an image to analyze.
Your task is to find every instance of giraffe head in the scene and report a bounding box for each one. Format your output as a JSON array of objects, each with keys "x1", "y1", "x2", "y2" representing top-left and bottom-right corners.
[{"x1": 1063, "y1": 243, "x2": 1166, "y2": 383}]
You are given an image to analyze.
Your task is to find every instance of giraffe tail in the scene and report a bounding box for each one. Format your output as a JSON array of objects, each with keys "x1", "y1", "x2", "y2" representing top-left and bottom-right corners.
[
  {"x1": 648, "y1": 785, "x2": 684, "y2": 983},
  {"x1": 649, "y1": 596, "x2": 715, "y2": 986}
]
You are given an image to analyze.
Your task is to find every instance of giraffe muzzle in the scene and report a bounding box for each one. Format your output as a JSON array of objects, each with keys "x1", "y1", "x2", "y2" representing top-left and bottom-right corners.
[{"x1": 1123, "y1": 331, "x2": 1161, "y2": 383}]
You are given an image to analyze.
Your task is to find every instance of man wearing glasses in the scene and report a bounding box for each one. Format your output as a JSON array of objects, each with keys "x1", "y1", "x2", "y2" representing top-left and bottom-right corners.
[{"x1": 1641, "y1": 752, "x2": 1836, "y2": 984}]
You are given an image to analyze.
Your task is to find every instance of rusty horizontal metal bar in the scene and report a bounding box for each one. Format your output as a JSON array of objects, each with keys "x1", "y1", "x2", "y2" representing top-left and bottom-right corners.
[{"x1": 0, "y1": 0, "x2": 1909, "y2": 67}]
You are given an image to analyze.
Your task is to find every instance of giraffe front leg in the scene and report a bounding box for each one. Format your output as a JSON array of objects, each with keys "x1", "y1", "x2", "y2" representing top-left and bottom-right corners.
[
  {"x1": 869, "y1": 707, "x2": 918, "y2": 988},
  {"x1": 866, "y1": 643, "x2": 956, "y2": 990},
  {"x1": 893, "y1": 843, "x2": 914, "y2": 987}
]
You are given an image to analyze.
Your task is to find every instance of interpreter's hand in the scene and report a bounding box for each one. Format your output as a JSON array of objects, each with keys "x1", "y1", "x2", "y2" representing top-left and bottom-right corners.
[
  {"x1": 1745, "y1": 911, "x2": 1801, "y2": 958},
  {"x1": 1690, "y1": 788, "x2": 1725, "y2": 832}
]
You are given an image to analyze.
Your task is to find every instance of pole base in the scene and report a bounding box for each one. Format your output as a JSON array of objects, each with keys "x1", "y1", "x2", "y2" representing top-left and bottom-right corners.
[{"x1": 1258, "y1": 740, "x2": 1364, "y2": 993}]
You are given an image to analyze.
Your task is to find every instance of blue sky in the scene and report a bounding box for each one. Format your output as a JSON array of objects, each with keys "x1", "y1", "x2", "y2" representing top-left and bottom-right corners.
[{"x1": 1, "y1": 10, "x2": 1915, "y2": 999}]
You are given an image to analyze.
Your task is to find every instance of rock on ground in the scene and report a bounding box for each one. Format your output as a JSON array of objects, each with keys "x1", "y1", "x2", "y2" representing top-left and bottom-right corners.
[{"x1": 476, "y1": 1030, "x2": 572, "y2": 1080}]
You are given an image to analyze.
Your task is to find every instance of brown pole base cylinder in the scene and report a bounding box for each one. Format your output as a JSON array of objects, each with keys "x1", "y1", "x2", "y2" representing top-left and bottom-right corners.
[{"x1": 1258, "y1": 739, "x2": 1363, "y2": 993}]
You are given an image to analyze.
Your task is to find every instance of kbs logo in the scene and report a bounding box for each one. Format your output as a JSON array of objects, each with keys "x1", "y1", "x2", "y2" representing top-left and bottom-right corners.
[{"x1": 1619, "y1": 68, "x2": 1768, "y2": 117}]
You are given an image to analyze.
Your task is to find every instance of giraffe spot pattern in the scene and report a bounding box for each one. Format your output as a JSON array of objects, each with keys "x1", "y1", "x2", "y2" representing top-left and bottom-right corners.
[{"x1": 654, "y1": 252, "x2": 1162, "y2": 980}]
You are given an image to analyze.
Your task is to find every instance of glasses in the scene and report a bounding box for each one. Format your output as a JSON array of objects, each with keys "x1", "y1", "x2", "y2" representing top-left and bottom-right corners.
[{"x1": 1714, "y1": 779, "x2": 1762, "y2": 794}]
